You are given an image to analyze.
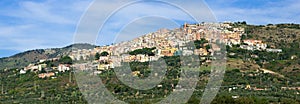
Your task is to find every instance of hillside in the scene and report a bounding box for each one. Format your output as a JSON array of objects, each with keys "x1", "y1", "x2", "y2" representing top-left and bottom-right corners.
[
  {"x1": 0, "y1": 43, "x2": 96, "y2": 70},
  {"x1": 1, "y1": 23, "x2": 300, "y2": 103},
  {"x1": 229, "y1": 22, "x2": 300, "y2": 72},
  {"x1": 243, "y1": 24, "x2": 300, "y2": 49}
]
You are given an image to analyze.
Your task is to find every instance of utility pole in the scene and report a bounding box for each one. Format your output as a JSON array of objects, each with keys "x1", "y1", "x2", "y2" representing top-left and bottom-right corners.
[
  {"x1": 1, "y1": 84, "x2": 3, "y2": 94},
  {"x1": 1, "y1": 68, "x2": 4, "y2": 94},
  {"x1": 34, "y1": 81, "x2": 37, "y2": 91},
  {"x1": 69, "y1": 69, "x2": 72, "y2": 83},
  {"x1": 34, "y1": 72, "x2": 37, "y2": 92}
]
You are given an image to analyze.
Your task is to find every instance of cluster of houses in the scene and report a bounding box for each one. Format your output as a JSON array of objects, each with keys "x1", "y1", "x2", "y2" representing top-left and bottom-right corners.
[
  {"x1": 12, "y1": 22, "x2": 299, "y2": 97},
  {"x1": 67, "y1": 22, "x2": 284, "y2": 71},
  {"x1": 68, "y1": 22, "x2": 247, "y2": 68},
  {"x1": 281, "y1": 87, "x2": 300, "y2": 91},
  {"x1": 20, "y1": 58, "x2": 71, "y2": 79},
  {"x1": 21, "y1": 22, "x2": 285, "y2": 78},
  {"x1": 240, "y1": 39, "x2": 283, "y2": 52},
  {"x1": 184, "y1": 22, "x2": 244, "y2": 46},
  {"x1": 240, "y1": 39, "x2": 267, "y2": 50}
]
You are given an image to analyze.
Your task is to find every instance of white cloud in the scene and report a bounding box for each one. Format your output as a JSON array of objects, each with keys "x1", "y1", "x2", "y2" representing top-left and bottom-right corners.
[
  {"x1": 206, "y1": 0, "x2": 300, "y2": 24},
  {"x1": 0, "y1": 0, "x2": 93, "y2": 52},
  {"x1": 1, "y1": 0, "x2": 92, "y2": 25},
  {"x1": 3, "y1": 0, "x2": 299, "y2": 55}
]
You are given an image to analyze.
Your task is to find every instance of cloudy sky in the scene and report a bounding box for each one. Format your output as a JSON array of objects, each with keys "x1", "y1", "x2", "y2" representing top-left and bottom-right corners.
[{"x1": 0, "y1": 0, "x2": 299, "y2": 58}]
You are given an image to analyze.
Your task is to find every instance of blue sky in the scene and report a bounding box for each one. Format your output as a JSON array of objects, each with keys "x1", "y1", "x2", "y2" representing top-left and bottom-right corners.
[{"x1": 0, "y1": 0, "x2": 300, "y2": 58}]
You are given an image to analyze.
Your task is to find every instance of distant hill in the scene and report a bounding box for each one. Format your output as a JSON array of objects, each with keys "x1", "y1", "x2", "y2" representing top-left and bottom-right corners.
[
  {"x1": 231, "y1": 22, "x2": 300, "y2": 59},
  {"x1": 234, "y1": 23, "x2": 300, "y2": 49},
  {"x1": 229, "y1": 22, "x2": 300, "y2": 75},
  {"x1": 0, "y1": 43, "x2": 96, "y2": 70}
]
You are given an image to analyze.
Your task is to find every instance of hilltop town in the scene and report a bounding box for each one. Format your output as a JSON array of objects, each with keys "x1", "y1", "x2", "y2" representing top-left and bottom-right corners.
[
  {"x1": 17, "y1": 22, "x2": 285, "y2": 79},
  {"x1": 2, "y1": 22, "x2": 300, "y2": 103}
]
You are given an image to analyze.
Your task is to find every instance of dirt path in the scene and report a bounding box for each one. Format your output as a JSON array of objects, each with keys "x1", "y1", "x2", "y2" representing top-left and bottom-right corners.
[{"x1": 260, "y1": 68, "x2": 285, "y2": 78}]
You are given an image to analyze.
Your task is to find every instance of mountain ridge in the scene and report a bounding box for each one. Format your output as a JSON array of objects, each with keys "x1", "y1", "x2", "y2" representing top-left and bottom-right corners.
[
  {"x1": 1, "y1": 22, "x2": 300, "y2": 70},
  {"x1": 0, "y1": 43, "x2": 97, "y2": 70}
]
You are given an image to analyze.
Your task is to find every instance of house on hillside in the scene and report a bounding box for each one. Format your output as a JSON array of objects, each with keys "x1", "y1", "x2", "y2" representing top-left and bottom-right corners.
[
  {"x1": 20, "y1": 69, "x2": 26, "y2": 74},
  {"x1": 58, "y1": 64, "x2": 70, "y2": 72},
  {"x1": 135, "y1": 54, "x2": 149, "y2": 62},
  {"x1": 98, "y1": 63, "x2": 114, "y2": 70},
  {"x1": 24, "y1": 64, "x2": 39, "y2": 71},
  {"x1": 194, "y1": 48, "x2": 208, "y2": 56},
  {"x1": 38, "y1": 72, "x2": 55, "y2": 78},
  {"x1": 38, "y1": 64, "x2": 47, "y2": 71},
  {"x1": 132, "y1": 71, "x2": 140, "y2": 76},
  {"x1": 266, "y1": 49, "x2": 282, "y2": 53},
  {"x1": 242, "y1": 39, "x2": 267, "y2": 50},
  {"x1": 99, "y1": 56, "x2": 109, "y2": 63},
  {"x1": 182, "y1": 49, "x2": 194, "y2": 56},
  {"x1": 161, "y1": 48, "x2": 177, "y2": 56}
]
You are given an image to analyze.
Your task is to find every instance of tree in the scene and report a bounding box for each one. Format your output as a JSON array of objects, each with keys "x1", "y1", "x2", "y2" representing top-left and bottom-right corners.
[
  {"x1": 241, "y1": 21, "x2": 247, "y2": 25},
  {"x1": 60, "y1": 56, "x2": 72, "y2": 64},
  {"x1": 241, "y1": 34, "x2": 247, "y2": 40},
  {"x1": 40, "y1": 69, "x2": 46, "y2": 73},
  {"x1": 211, "y1": 95, "x2": 235, "y2": 104},
  {"x1": 205, "y1": 45, "x2": 211, "y2": 50},
  {"x1": 129, "y1": 47, "x2": 156, "y2": 56},
  {"x1": 95, "y1": 53, "x2": 100, "y2": 60},
  {"x1": 194, "y1": 38, "x2": 208, "y2": 49},
  {"x1": 100, "y1": 51, "x2": 109, "y2": 56}
]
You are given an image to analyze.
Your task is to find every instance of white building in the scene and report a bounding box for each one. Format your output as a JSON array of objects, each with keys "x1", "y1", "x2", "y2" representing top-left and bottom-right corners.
[
  {"x1": 266, "y1": 49, "x2": 282, "y2": 53},
  {"x1": 58, "y1": 64, "x2": 70, "y2": 72},
  {"x1": 99, "y1": 56, "x2": 109, "y2": 62},
  {"x1": 182, "y1": 50, "x2": 194, "y2": 56},
  {"x1": 20, "y1": 69, "x2": 26, "y2": 74}
]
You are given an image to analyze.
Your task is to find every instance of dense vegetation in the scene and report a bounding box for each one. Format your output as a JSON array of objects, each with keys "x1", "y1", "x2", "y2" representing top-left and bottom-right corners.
[
  {"x1": 129, "y1": 47, "x2": 156, "y2": 56},
  {"x1": 1, "y1": 54, "x2": 300, "y2": 103},
  {"x1": 0, "y1": 68, "x2": 86, "y2": 103},
  {"x1": 194, "y1": 38, "x2": 209, "y2": 49}
]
